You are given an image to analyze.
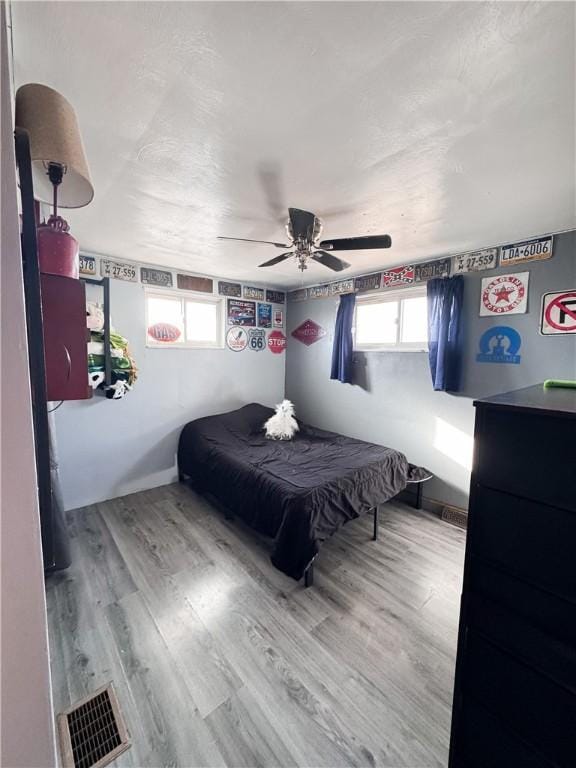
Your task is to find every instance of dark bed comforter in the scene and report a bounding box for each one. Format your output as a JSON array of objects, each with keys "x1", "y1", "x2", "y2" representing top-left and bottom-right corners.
[{"x1": 178, "y1": 403, "x2": 428, "y2": 580}]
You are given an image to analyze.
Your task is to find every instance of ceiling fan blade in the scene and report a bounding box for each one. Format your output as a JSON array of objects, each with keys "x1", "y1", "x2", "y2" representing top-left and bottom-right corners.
[
  {"x1": 312, "y1": 250, "x2": 351, "y2": 272},
  {"x1": 258, "y1": 252, "x2": 294, "y2": 268},
  {"x1": 319, "y1": 235, "x2": 392, "y2": 251},
  {"x1": 218, "y1": 236, "x2": 291, "y2": 248},
  {"x1": 288, "y1": 208, "x2": 317, "y2": 241}
]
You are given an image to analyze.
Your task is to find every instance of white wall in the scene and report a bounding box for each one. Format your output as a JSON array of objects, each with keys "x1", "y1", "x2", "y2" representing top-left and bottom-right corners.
[
  {"x1": 54, "y1": 278, "x2": 285, "y2": 510},
  {"x1": 286, "y1": 232, "x2": 576, "y2": 510},
  {"x1": 0, "y1": 5, "x2": 56, "y2": 765}
]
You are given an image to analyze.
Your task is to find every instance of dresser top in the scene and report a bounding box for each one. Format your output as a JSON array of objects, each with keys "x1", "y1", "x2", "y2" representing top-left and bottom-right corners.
[{"x1": 474, "y1": 383, "x2": 576, "y2": 418}]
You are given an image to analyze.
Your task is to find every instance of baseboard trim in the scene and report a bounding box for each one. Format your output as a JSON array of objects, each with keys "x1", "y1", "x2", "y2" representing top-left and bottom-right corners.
[{"x1": 420, "y1": 496, "x2": 445, "y2": 516}]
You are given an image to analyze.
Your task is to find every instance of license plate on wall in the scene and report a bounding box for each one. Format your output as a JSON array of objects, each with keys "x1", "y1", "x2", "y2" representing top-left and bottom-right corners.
[
  {"x1": 142, "y1": 267, "x2": 173, "y2": 288},
  {"x1": 500, "y1": 236, "x2": 553, "y2": 266},
  {"x1": 453, "y1": 248, "x2": 498, "y2": 274},
  {"x1": 79, "y1": 254, "x2": 96, "y2": 276},
  {"x1": 414, "y1": 258, "x2": 451, "y2": 282},
  {"x1": 100, "y1": 259, "x2": 137, "y2": 282}
]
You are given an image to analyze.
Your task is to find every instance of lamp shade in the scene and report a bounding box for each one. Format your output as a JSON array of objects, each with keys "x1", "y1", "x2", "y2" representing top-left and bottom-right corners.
[{"x1": 15, "y1": 83, "x2": 94, "y2": 208}]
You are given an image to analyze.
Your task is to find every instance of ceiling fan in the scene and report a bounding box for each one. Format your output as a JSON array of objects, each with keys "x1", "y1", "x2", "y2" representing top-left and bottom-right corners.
[{"x1": 218, "y1": 208, "x2": 392, "y2": 272}]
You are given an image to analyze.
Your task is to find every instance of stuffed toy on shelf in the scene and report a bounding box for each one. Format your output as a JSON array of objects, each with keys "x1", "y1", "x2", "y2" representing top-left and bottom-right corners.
[{"x1": 86, "y1": 301, "x2": 137, "y2": 399}]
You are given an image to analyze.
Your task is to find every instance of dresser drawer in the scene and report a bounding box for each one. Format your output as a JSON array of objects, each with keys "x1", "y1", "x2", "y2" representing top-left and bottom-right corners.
[
  {"x1": 470, "y1": 486, "x2": 576, "y2": 603},
  {"x1": 467, "y1": 589, "x2": 576, "y2": 694},
  {"x1": 476, "y1": 406, "x2": 576, "y2": 512},
  {"x1": 470, "y1": 559, "x2": 576, "y2": 650},
  {"x1": 452, "y1": 697, "x2": 554, "y2": 768},
  {"x1": 463, "y1": 631, "x2": 576, "y2": 767}
]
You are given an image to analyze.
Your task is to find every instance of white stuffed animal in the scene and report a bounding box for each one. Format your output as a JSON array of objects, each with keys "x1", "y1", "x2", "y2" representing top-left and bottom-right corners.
[
  {"x1": 86, "y1": 301, "x2": 105, "y2": 332},
  {"x1": 264, "y1": 399, "x2": 299, "y2": 440}
]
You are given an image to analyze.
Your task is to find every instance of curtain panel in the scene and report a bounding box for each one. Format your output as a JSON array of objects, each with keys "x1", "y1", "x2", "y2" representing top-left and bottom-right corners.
[
  {"x1": 330, "y1": 293, "x2": 356, "y2": 384},
  {"x1": 427, "y1": 275, "x2": 464, "y2": 392}
]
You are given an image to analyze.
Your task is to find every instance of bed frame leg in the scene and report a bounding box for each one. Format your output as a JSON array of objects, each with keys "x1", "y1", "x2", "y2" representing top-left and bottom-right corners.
[
  {"x1": 304, "y1": 563, "x2": 314, "y2": 588},
  {"x1": 373, "y1": 506, "x2": 379, "y2": 541},
  {"x1": 415, "y1": 483, "x2": 423, "y2": 510}
]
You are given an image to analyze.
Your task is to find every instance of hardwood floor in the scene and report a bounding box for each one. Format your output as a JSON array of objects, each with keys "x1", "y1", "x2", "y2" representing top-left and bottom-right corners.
[{"x1": 46, "y1": 483, "x2": 465, "y2": 768}]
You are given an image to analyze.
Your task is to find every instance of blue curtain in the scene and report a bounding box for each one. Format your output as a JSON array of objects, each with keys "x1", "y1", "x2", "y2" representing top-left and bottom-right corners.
[
  {"x1": 427, "y1": 275, "x2": 464, "y2": 392},
  {"x1": 330, "y1": 293, "x2": 356, "y2": 384}
]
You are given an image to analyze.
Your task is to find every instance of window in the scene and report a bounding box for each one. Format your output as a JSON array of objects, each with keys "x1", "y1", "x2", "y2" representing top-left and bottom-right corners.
[
  {"x1": 353, "y1": 288, "x2": 428, "y2": 350},
  {"x1": 145, "y1": 289, "x2": 224, "y2": 348}
]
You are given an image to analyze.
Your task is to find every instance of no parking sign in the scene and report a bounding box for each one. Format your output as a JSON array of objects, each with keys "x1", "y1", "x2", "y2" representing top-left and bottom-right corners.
[{"x1": 540, "y1": 290, "x2": 576, "y2": 335}]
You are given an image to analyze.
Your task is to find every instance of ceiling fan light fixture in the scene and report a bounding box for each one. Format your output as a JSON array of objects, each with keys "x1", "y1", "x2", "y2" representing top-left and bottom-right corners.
[
  {"x1": 218, "y1": 208, "x2": 392, "y2": 273},
  {"x1": 296, "y1": 253, "x2": 309, "y2": 272}
]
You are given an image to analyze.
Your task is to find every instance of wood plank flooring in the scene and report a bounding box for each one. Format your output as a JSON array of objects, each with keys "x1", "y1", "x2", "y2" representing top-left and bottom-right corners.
[{"x1": 45, "y1": 483, "x2": 465, "y2": 768}]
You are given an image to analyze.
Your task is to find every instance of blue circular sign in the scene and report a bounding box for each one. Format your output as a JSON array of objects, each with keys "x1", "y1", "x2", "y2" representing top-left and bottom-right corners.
[{"x1": 477, "y1": 326, "x2": 522, "y2": 364}]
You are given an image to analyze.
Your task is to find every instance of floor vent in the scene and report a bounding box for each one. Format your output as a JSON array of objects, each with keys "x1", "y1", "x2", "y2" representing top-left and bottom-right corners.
[
  {"x1": 441, "y1": 505, "x2": 468, "y2": 529},
  {"x1": 57, "y1": 683, "x2": 130, "y2": 768}
]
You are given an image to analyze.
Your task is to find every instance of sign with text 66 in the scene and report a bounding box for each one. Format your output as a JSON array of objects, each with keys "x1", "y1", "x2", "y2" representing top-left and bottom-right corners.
[{"x1": 248, "y1": 328, "x2": 266, "y2": 351}]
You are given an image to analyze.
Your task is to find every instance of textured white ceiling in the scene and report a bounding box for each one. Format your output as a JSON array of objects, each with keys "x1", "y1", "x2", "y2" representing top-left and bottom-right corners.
[{"x1": 11, "y1": 1, "x2": 575, "y2": 288}]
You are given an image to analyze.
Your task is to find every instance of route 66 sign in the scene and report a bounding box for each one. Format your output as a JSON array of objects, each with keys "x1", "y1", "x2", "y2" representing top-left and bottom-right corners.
[{"x1": 248, "y1": 328, "x2": 266, "y2": 351}]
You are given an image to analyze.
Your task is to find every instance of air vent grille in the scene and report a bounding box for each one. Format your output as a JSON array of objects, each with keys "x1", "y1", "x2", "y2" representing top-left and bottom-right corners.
[
  {"x1": 441, "y1": 505, "x2": 468, "y2": 529},
  {"x1": 57, "y1": 683, "x2": 130, "y2": 768}
]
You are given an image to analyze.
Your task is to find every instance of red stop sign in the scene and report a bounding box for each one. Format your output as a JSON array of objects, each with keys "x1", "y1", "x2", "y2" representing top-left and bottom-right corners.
[{"x1": 267, "y1": 330, "x2": 286, "y2": 354}]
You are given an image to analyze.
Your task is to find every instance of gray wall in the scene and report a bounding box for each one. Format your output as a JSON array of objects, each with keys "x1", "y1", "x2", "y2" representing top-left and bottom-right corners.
[
  {"x1": 55, "y1": 233, "x2": 575, "y2": 511},
  {"x1": 286, "y1": 231, "x2": 576, "y2": 509},
  {"x1": 54, "y1": 279, "x2": 285, "y2": 510},
  {"x1": 1, "y1": 6, "x2": 57, "y2": 764}
]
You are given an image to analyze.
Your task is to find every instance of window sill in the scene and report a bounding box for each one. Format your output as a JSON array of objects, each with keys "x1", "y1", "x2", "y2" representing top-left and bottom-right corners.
[
  {"x1": 354, "y1": 346, "x2": 428, "y2": 353},
  {"x1": 146, "y1": 342, "x2": 225, "y2": 350}
]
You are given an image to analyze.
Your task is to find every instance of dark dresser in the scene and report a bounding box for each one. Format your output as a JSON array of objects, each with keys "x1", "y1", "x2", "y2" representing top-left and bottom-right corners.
[{"x1": 449, "y1": 384, "x2": 576, "y2": 768}]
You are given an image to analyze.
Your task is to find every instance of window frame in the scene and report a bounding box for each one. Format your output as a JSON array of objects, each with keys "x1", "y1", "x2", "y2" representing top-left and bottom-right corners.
[
  {"x1": 353, "y1": 286, "x2": 428, "y2": 352},
  {"x1": 144, "y1": 287, "x2": 225, "y2": 349}
]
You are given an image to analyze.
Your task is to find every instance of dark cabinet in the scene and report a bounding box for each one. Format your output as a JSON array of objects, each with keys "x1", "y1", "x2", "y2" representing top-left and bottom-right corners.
[
  {"x1": 40, "y1": 273, "x2": 90, "y2": 401},
  {"x1": 449, "y1": 384, "x2": 576, "y2": 768}
]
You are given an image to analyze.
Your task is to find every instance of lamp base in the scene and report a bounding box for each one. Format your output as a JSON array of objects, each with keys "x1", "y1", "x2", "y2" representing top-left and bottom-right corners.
[{"x1": 37, "y1": 215, "x2": 79, "y2": 279}]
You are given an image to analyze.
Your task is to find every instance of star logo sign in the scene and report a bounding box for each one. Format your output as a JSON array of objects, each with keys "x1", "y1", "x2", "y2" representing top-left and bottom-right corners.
[
  {"x1": 481, "y1": 273, "x2": 528, "y2": 315},
  {"x1": 492, "y1": 285, "x2": 516, "y2": 303}
]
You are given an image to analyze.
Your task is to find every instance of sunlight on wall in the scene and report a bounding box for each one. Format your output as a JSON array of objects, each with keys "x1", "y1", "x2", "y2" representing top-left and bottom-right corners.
[{"x1": 433, "y1": 417, "x2": 474, "y2": 471}]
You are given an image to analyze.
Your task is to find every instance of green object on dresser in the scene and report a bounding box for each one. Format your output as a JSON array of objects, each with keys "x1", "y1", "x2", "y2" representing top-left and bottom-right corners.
[{"x1": 543, "y1": 379, "x2": 576, "y2": 389}]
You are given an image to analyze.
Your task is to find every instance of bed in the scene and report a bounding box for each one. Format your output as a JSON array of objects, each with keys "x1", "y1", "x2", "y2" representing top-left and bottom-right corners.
[{"x1": 178, "y1": 403, "x2": 430, "y2": 583}]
